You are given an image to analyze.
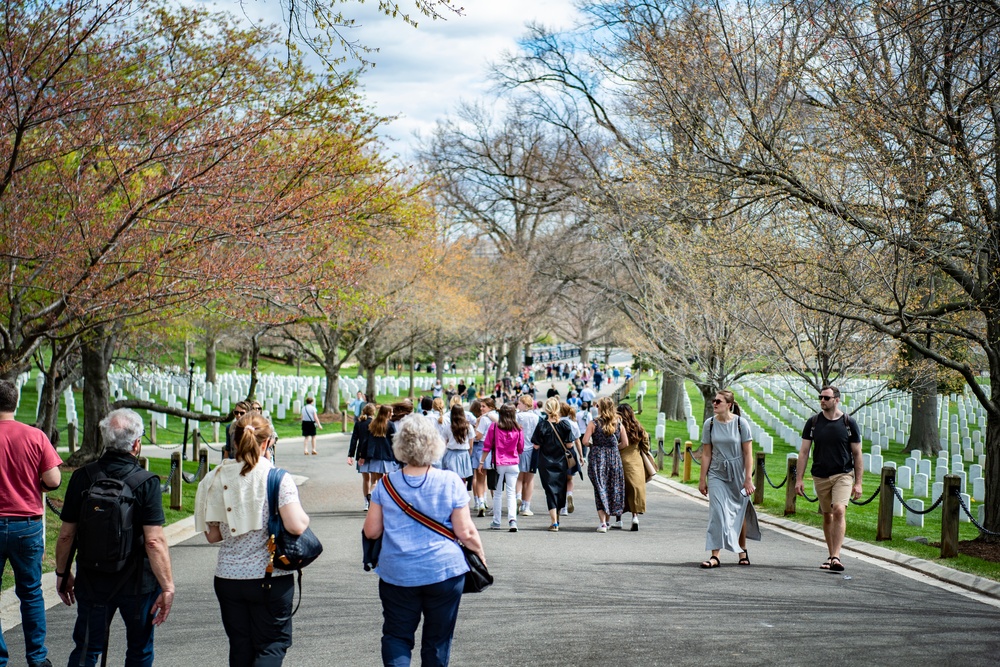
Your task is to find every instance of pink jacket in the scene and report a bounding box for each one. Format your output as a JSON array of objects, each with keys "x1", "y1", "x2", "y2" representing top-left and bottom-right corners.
[{"x1": 483, "y1": 423, "x2": 525, "y2": 466}]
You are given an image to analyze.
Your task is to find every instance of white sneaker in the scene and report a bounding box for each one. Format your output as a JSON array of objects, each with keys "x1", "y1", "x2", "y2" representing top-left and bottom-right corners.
[
  {"x1": 559, "y1": 508, "x2": 569, "y2": 516},
  {"x1": 596, "y1": 523, "x2": 608, "y2": 533},
  {"x1": 520, "y1": 508, "x2": 534, "y2": 516},
  {"x1": 364, "y1": 500, "x2": 370, "y2": 512},
  {"x1": 509, "y1": 520, "x2": 518, "y2": 533},
  {"x1": 489, "y1": 522, "x2": 502, "y2": 530},
  {"x1": 612, "y1": 520, "x2": 623, "y2": 530}
]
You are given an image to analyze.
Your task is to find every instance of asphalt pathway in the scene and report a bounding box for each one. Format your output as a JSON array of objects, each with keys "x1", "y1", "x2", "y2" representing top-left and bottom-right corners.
[{"x1": 6, "y1": 427, "x2": 1000, "y2": 667}]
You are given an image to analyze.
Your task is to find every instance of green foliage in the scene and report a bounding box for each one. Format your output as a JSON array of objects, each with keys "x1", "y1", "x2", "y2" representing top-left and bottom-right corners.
[{"x1": 889, "y1": 342, "x2": 968, "y2": 395}]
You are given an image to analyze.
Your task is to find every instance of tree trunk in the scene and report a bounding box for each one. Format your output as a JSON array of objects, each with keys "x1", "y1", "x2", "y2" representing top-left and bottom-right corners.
[
  {"x1": 68, "y1": 330, "x2": 115, "y2": 465},
  {"x1": 481, "y1": 339, "x2": 489, "y2": 391},
  {"x1": 246, "y1": 334, "x2": 260, "y2": 400},
  {"x1": 984, "y1": 403, "x2": 999, "y2": 543},
  {"x1": 579, "y1": 344, "x2": 590, "y2": 366},
  {"x1": 237, "y1": 346, "x2": 249, "y2": 369},
  {"x1": 434, "y1": 335, "x2": 445, "y2": 384},
  {"x1": 506, "y1": 340, "x2": 521, "y2": 377},
  {"x1": 409, "y1": 344, "x2": 416, "y2": 400},
  {"x1": 659, "y1": 373, "x2": 686, "y2": 421},
  {"x1": 907, "y1": 367, "x2": 940, "y2": 456},
  {"x1": 699, "y1": 383, "x2": 717, "y2": 422},
  {"x1": 323, "y1": 368, "x2": 340, "y2": 415},
  {"x1": 205, "y1": 337, "x2": 217, "y2": 384},
  {"x1": 366, "y1": 366, "x2": 377, "y2": 401}
]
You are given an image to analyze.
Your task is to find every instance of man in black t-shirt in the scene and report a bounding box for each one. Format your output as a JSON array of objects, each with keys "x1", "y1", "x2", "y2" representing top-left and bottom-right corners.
[
  {"x1": 795, "y1": 386, "x2": 863, "y2": 573},
  {"x1": 55, "y1": 408, "x2": 175, "y2": 665}
]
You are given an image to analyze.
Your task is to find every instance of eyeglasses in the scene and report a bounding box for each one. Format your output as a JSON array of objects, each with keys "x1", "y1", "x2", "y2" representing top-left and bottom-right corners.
[
  {"x1": 233, "y1": 410, "x2": 246, "y2": 416},
  {"x1": 712, "y1": 399, "x2": 726, "y2": 405},
  {"x1": 818, "y1": 395, "x2": 836, "y2": 401}
]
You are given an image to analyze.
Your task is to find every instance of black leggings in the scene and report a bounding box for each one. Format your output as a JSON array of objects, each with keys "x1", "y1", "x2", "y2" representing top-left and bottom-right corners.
[{"x1": 214, "y1": 575, "x2": 294, "y2": 666}]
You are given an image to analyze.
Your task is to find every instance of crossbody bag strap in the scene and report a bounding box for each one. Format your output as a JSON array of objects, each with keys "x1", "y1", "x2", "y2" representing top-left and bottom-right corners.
[
  {"x1": 382, "y1": 474, "x2": 458, "y2": 542},
  {"x1": 551, "y1": 421, "x2": 568, "y2": 450}
]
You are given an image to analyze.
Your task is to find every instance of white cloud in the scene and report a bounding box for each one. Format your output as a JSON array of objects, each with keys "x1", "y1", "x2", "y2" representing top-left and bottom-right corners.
[{"x1": 215, "y1": 0, "x2": 582, "y2": 159}]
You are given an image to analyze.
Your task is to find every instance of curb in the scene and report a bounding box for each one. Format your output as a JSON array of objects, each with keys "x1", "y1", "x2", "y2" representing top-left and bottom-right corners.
[{"x1": 650, "y1": 474, "x2": 1000, "y2": 600}]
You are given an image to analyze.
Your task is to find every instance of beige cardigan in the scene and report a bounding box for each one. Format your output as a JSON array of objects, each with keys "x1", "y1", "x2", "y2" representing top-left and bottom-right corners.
[{"x1": 194, "y1": 457, "x2": 273, "y2": 536}]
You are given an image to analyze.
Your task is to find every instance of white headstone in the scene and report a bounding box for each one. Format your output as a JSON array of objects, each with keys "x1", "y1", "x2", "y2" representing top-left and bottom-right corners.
[
  {"x1": 959, "y1": 494, "x2": 972, "y2": 523},
  {"x1": 973, "y1": 477, "x2": 985, "y2": 502},
  {"x1": 913, "y1": 473, "x2": 929, "y2": 498},
  {"x1": 893, "y1": 493, "x2": 904, "y2": 517},
  {"x1": 896, "y1": 466, "x2": 912, "y2": 490},
  {"x1": 918, "y1": 459, "x2": 931, "y2": 478},
  {"x1": 905, "y1": 499, "x2": 924, "y2": 527},
  {"x1": 932, "y1": 481, "x2": 943, "y2": 500}
]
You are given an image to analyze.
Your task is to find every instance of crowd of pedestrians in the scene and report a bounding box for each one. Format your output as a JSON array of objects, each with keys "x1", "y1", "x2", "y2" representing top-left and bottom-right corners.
[{"x1": 0, "y1": 371, "x2": 867, "y2": 667}]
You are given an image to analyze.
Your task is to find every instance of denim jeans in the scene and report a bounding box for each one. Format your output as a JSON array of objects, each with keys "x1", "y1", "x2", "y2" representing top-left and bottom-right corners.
[
  {"x1": 0, "y1": 517, "x2": 47, "y2": 666},
  {"x1": 379, "y1": 574, "x2": 464, "y2": 667},
  {"x1": 67, "y1": 585, "x2": 160, "y2": 667}
]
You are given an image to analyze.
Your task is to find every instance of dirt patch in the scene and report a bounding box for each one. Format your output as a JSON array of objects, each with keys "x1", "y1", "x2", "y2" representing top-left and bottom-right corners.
[
  {"x1": 930, "y1": 540, "x2": 1000, "y2": 563},
  {"x1": 957, "y1": 540, "x2": 1000, "y2": 563}
]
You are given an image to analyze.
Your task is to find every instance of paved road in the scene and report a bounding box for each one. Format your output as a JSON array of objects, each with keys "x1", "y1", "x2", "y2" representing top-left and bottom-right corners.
[{"x1": 7, "y1": 429, "x2": 1000, "y2": 666}]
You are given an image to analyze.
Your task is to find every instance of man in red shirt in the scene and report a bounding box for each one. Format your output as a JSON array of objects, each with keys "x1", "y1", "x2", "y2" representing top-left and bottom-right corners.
[{"x1": 0, "y1": 379, "x2": 62, "y2": 667}]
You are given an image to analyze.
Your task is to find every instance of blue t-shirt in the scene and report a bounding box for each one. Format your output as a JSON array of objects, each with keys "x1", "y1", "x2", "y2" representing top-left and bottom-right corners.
[{"x1": 370, "y1": 469, "x2": 470, "y2": 586}]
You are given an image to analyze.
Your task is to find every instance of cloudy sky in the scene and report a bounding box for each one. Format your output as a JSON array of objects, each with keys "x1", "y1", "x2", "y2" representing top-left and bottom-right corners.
[{"x1": 229, "y1": 0, "x2": 583, "y2": 158}]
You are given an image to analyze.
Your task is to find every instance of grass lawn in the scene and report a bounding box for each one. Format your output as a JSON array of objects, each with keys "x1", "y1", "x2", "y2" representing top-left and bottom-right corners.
[{"x1": 626, "y1": 376, "x2": 999, "y2": 582}]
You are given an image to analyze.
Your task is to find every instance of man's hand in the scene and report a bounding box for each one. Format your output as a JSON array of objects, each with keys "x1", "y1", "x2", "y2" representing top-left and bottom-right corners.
[
  {"x1": 57, "y1": 573, "x2": 76, "y2": 606},
  {"x1": 852, "y1": 481, "x2": 863, "y2": 500},
  {"x1": 150, "y1": 589, "x2": 174, "y2": 626},
  {"x1": 794, "y1": 479, "x2": 805, "y2": 496}
]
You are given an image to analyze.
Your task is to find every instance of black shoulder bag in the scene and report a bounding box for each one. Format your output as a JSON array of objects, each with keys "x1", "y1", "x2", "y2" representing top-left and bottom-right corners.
[{"x1": 266, "y1": 468, "x2": 323, "y2": 615}]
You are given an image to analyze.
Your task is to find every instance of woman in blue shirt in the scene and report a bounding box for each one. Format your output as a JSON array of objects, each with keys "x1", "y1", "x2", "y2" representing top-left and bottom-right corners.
[{"x1": 363, "y1": 416, "x2": 485, "y2": 667}]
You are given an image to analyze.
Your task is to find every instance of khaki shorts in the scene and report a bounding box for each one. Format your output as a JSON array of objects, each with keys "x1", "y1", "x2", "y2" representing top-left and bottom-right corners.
[{"x1": 813, "y1": 473, "x2": 854, "y2": 514}]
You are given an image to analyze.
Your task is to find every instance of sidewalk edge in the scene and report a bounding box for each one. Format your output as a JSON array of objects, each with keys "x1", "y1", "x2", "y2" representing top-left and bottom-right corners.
[{"x1": 650, "y1": 474, "x2": 1000, "y2": 600}]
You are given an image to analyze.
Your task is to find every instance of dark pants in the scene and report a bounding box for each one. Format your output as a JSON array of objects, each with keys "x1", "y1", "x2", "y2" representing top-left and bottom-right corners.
[
  {"x1": 67, "y1": 586, "x2": 160, "y2": 667},
  {"x1": 214, "y1": 576, "x2": 294, "y2": 667},
  {"x1": 378, "y1": 574, "x2": 464, "y2": 667}
]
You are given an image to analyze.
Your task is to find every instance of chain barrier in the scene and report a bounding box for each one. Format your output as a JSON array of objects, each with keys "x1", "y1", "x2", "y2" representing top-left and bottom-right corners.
[
  {"x1": 151, "y1": 443, "x2": 183, "y2": 450},
  {"x1": 162, "y1": 458, "x2": 179, "y2": 494},
  {"x1": 849, "y1": 485, "x2": 881, "y2": 506},
  {"x1": 202, "y1": 441, "x2": 226, "y2": 452},
  {"x1": 762, "y1": 467, "x2": 787, "y2": 489},
  {"x1": 801, "y1": 490, "x2": 819, "y2": 503},
  {"x1": 954, "y1": 489, "x2": 1000, "y2": 537},
  {"x1": 888, "y1": 480, "x2": 945, "y2": 515},
  {"x1": 685, "y1": 446, "x2": 702, "y2": 466},
  {"x1": 45, "y1": 495, "x2": 62, "y2": 519},
  {"x1": 182, "y1": 456, "x2": 207, "y2": 484}
]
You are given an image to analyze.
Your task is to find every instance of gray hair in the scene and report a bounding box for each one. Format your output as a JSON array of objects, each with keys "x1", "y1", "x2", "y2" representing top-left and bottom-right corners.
[
  {"x1": 99, "y1": 409, "x2": 144, "y2": 453},
  {"x1": 392, "y1": 414, "x2": 445, "y2": 466}
]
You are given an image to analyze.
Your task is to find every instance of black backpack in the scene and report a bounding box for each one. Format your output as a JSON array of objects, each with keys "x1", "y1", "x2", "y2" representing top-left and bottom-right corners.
[{"x1": 75, "y1": 464, "x2": 156, "y2": 573}]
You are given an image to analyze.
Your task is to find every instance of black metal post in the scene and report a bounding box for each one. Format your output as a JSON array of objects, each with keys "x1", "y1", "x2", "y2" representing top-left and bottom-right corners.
[{"x1": 182, "y1": 361, "x2": 195, "y2": 460}]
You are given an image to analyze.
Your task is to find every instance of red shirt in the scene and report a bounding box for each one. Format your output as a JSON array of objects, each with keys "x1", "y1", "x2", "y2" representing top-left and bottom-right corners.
[{"x1": 0, "y1": 419, "x2": 63, "y2": 516}]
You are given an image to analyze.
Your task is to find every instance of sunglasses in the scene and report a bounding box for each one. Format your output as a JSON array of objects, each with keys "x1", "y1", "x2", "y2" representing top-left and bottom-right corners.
[
  {"x1": 712, "y1": 399, "x2": 727, "y2": 405},
  {"x1": 233, "y1": 410, "x2": 246, "y2": 416},
  {"x1": 819, "y1": 395, "x2": 836, "y2": 401}
]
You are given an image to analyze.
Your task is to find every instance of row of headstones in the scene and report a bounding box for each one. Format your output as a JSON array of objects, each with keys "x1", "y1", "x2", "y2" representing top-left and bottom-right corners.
[
  {"x1": 735, "y1": 382, "x2": 798, "y2": 451},
  {"x1": 862, "y1": 446, "x2": 985, "y2": 500}
]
